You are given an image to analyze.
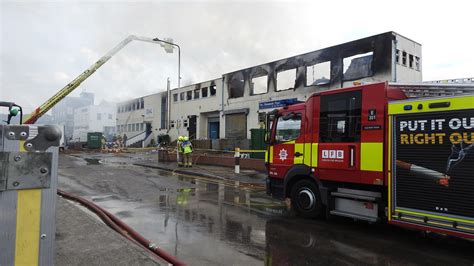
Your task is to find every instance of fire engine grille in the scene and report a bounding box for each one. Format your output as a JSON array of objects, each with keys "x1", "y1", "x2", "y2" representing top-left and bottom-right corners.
[{"x1": 393, "y1": 109, "x2": 474, "y2": 218}]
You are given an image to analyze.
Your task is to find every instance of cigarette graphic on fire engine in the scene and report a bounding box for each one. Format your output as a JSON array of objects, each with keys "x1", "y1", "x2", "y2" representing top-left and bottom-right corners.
[{"x1": 396, "y1": 160, "x2": 450, "y2": 187}]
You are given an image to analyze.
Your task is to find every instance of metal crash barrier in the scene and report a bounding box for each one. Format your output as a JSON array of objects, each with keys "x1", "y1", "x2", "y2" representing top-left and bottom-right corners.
[{"x1": 0, "y1": 124, "x2": 60, "y2": 265}]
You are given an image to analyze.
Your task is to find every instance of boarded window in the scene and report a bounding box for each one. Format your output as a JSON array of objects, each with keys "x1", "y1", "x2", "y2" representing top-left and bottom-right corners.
[
  {"x1": 225, "y1": 113, "x2": 247, "y2": 139},
  {"x1": 343, "y1": 52, "x2": 373, "y2": 81},
  {"x1": 210, "y1": 85, "x2": 216, "y2": 96},
  {"x1": 277, "y1": 69, "x2": 296, "y2": 91},
  {"x1": 202, "y1": 87, "x2": 208, "y2": 97},
  {"x1": 251, "y1": 75, "x2": 267, "y2": 95},
  {"x1": 306, "y1": 61, "x2": 330, "y2": 86}
]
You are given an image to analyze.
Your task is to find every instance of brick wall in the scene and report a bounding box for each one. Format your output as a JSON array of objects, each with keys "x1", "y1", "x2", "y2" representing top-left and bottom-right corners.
[{"x1": 159, "y1": 150, "x2": 265, "y2": 172}]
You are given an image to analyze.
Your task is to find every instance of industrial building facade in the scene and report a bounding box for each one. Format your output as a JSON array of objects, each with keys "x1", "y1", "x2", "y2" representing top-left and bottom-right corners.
[{"x1": 117, "y1": 31, "x2": 422, "y2": 145}]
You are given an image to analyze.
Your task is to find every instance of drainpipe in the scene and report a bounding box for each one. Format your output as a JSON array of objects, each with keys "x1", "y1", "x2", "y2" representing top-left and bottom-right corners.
[
  {"x1": 167, "y1": 77, "x2": 171, "y2": 132},
  {"x1": 221, "y1": 76, "x2": 225, "y2": 138}
]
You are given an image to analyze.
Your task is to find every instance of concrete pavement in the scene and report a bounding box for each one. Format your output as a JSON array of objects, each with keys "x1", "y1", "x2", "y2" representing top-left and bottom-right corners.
[{"x1": 56, "y1": 196, "x2": 166, "y2": 265}]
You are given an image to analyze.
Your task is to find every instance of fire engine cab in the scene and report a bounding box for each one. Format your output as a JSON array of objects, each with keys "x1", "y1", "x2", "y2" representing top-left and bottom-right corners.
[{"x1": 265, "y1": 81, "x2": 474, "y2": 239}]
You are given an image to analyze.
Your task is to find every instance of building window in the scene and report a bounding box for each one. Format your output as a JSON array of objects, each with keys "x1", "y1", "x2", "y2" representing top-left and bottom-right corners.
[
  {"x1": 395, "y1": 49, "x2": 400, "y2": 64},
  {"x1": 415, "y1": 56, "x2": 421, "y2": 71},
  {"x1": 128, "y1": 124, "x2": 131, "y2": 132},
  {"x1": 228, "y1": 72, "x2": 245, "y2": 98},
  {"x1": 306, "y1": 61, "x2": 330, "y2": 86},
  {"x1": 276, "y1": 69, "x2": 296, "y2": 91},
  {"x1": 194, "y1": 89, "x2": 200, "y2": 99},
  {"x1": 140, "y1": 98, "x2": 144, "y2": 109},
  {"x1": 201, "y1": 87, "x2": 208, "y2": 97},
  {"x1": 343, "y1": 52, "x2": 373, "y2": 81},
  {"x1": 173, "y1": 93, "x2": 178, "y2": 102},
  {"x1": 409, "y1": 54, "x2": 414, "y2": 68},
  {"x1": 251, "y1": 75, "x2": 268, "y2": 95},
  {"x1": 161, "y1": 96, "x2": 167, "y2": 129},
  {"x1": 402, "y1": 51, "x2": 407, "y2": 66},
  {"x1": 275, "y1": 113, "x2": 302, "y2": 142},
  {"x1": 180, "y1": 92, "x2": 185, "y2": 101},
  {"x1": 186, "y1": 91, "x2": 192, "y2": 101},
  {"x1": 210, "y1": 85, "x2": 216, "y2": 96},
  {"x1": 140, "y1": 123, "x2": 144, "y2": 131},
  {"x1": 97, "y1": 113, "x2": 102, "y2": 120},
  {"x1": 320, "y1": 91, "x2": 361, "y2": 143}
]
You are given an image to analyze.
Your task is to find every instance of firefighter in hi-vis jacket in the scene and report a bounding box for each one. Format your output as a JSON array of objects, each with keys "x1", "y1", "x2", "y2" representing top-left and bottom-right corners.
[
  {"x1": 177, "y1": 136, "x2": 184, "y2": 167},
  {"x1": 181, "y1": 136, "x2": 193, "y2": 167}
]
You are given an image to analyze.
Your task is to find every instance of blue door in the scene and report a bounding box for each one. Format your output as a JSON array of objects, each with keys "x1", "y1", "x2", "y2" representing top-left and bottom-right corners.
[{"x1": 209, "y1": 122, "x2": 220, "y2": 139}]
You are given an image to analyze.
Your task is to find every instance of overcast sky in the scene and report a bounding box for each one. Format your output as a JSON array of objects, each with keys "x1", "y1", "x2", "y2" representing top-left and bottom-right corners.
[{"x1": 1, "y1": 0, "x2": 473, "y2": 114}]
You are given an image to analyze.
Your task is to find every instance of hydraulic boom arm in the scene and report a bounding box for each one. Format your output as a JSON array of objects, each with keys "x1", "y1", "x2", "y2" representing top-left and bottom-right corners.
[{"x1": 25, "y1": 35, "x2": 163, "y2": 124}]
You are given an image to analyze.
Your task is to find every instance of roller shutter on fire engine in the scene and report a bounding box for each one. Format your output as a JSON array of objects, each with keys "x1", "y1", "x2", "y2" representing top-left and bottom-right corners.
[{"x1": 393, "y1": 109, "x2": 474, "y2": 218}]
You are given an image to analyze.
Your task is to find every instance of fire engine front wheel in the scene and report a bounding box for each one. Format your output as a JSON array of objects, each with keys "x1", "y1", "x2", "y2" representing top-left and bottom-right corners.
[{"x1": 290, "y1": 179, "x2": 323, "y2": 218}]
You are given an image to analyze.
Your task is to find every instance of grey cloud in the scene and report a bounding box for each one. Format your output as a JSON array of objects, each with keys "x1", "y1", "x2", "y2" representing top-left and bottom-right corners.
[{"x1": 1, "y1": 1, "x2": 473, "y2": 115}]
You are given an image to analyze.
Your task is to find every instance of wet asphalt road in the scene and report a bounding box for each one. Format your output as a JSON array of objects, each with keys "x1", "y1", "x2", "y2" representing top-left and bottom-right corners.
[{"x1": 58, "y1": 152, "x2": 474, "y2": 266}]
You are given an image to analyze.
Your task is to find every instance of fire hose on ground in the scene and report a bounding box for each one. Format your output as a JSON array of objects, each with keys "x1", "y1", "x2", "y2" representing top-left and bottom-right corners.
[{"x1": 57, "y1": 189, "x2": 186, "y2": 266}]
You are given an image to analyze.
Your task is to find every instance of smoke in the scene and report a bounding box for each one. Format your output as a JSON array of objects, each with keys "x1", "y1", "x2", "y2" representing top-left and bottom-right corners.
[{"x1": 446, "y1": 141, "x2": 474, "y2": 173}]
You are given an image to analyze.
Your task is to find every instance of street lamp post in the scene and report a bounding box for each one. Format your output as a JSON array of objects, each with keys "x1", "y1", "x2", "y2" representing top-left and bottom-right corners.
[{"x1": 152, "y1": 38, "x2": 180, "y2": 131}]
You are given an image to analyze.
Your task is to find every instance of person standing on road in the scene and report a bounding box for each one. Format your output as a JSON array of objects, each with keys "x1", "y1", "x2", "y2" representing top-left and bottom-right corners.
[
  {"x1": 101, "y1": 134, "x2": 107, "y2": 151},
  {"x1": 181, "y1": 136, "x2": 193, "y2": 167},
  {"x1": 123, "y1": 133, "x2": 128, "y2": 148},
  {"x1": 177, "y1": 136, "x2": 184, "y2": 167}
]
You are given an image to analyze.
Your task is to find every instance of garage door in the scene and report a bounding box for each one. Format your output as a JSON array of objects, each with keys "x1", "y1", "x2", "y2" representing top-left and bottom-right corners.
[{"x1": 225, "y1": 113, "x2": 247, "y2": 139}]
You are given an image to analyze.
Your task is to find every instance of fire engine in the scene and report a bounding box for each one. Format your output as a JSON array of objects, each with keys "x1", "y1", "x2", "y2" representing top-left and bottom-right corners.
[{"x1": 265, "y1": 81, "x2": 474, "y2": 239}]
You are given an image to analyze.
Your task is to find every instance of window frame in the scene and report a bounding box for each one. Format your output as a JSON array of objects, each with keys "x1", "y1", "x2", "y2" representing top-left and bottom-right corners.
[
  {"x1": 319, "y1": 90, "x2": 362, "y2": 143},
  {"x1": 201, "y1": 87, "x2": 208, "y2": 97},
  {"x1": 342, "y1": 51, "x2": 374, "y2": 81},
  {"x1": 305, "y1": 61, "x2": 331, "y2": 87},
  {"x1": 274, "y1": 112, "x2": 302, "y2": 143}
]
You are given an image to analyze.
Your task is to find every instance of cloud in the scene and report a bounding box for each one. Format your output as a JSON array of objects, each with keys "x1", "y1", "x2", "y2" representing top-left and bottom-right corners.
[{"x1": 1, "y1": 0, "x2": 473, "y2": 115}]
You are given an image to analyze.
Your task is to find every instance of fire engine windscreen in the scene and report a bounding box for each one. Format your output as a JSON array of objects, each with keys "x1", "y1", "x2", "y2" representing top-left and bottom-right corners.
[{"x1": 275, "y1": 113, "x2": 301, "y2": 142}]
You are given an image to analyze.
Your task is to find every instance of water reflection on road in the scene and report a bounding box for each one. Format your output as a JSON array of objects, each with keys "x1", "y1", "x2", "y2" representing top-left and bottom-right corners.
[
  {"x1": 91, "y1": 170, "x2": 289, "y2": 265},
  {"x1": 59, "y1": 154, "x2": 474, "y2": 266}
]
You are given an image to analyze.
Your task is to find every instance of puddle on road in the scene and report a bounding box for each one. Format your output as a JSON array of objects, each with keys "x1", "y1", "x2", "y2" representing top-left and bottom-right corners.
[{"x1": 84, "y1": 158, "x2": 102, "y2": 165}]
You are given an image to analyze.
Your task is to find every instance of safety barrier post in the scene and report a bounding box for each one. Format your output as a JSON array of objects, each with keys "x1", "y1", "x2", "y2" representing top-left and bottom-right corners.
[{"x1": 234, "y1": 147, "x2": 240, "y2": 174}]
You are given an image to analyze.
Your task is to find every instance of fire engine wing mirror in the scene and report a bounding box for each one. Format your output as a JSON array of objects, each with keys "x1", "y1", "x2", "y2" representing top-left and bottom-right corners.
[
  {"x1": 265, "y1": 110, "x2": 279, "y2": 144},
  {"x1": 282, "y1": 112, "x2": 295, "y2": 121}
]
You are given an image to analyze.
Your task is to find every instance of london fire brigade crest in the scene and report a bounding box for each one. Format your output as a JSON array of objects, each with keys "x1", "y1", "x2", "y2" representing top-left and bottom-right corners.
[{"x1": 279, "y1": 148, "x2": 288, "y2": 161}]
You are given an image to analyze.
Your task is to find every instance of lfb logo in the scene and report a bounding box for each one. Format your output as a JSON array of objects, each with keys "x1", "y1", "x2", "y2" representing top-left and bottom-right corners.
[
  {"x1": 322, "y1": 150, "x2": 344, "y2": 159},
  {"x1": 279, "y1": 148, "x2": 288, "y2": 161}
]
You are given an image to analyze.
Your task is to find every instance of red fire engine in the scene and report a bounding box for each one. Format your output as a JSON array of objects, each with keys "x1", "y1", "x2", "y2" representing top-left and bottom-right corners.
[{"x1": 265, "y1": 81, "x2": 474, "y2": 239}]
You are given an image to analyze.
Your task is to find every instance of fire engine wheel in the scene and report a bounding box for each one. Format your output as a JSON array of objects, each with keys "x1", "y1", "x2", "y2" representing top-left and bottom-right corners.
[{"x1": 290, "y1": 179, "x2": 322, "y2": 218}]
